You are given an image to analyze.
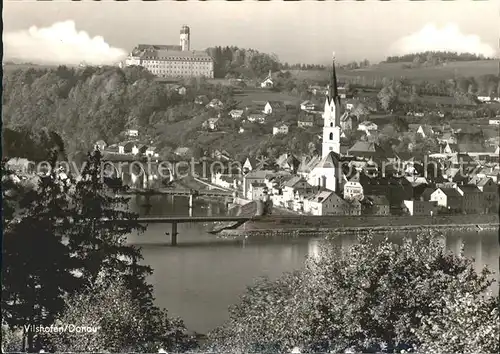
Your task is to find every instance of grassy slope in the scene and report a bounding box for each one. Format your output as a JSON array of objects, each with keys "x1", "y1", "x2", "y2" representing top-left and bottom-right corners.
[
  {"x1": 291, "y1": 60, "x2": 499, "y2": 82},
  {"x1": 233, "y1": 89, "x2": 302, "y2": 107}
]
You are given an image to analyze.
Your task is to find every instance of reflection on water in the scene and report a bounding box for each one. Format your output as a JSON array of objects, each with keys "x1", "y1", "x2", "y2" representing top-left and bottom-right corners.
[{"x1": 127, "y1": 195, "x2": 499, "y2": 334}]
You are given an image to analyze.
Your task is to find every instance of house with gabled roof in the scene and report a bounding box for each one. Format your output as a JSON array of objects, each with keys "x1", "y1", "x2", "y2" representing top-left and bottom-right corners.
[
  {"x1": 260, "y1": 70, "x2": 274, "y2": 88},
  {"x1": 297, "y1": 114, "x2": 315, "y2": 128},
  {"x1": 303, "y1": 190, "x2": 359, "y2": 216},
  {"x1": 264, "y1": 101, "x2": 290, "y2": 115},
  {"x1": 243, "y1": 169, "x2": 274, "y2": 200},
  {"x1": 297, "y1": 155, "x2": 322, "y2": 178},
  {"x1": 456, "y1": 184, "x2": 483, "y2": 214},
  {"x1": 347, "y1": 141, "x2": 393, "y2": 162},
  {"x1": 247, "y1": 113, "x2": 266, "y2": 124},
  {"x1": 229, "y1": 109, "x2": 244, "y2": 119},
  {"x1": 206, "y1": 99, "x2": 224, "y2": 110},
  {"x1": 300, "y1": 100, "x2": 316, "y2": 111},
  {"x1": 408, "y1": 124, "x2": 434, "y2": 138},
  {"x1": 273, "y1": 124, "x2": 289, "y2": 136},
  {"x1": 340, "y1": 112, "x2": 357, "y2": 132},
  {"x1": 202, "y1": 117, "x2": 220, "y2": 131},
  {"x1": 403, "y1": 199, "x2": 438, "y2": 216},
  {"x1": 468, "y1": 176, "x2": 498, "y2": 213},
  {"x1": 275, "y1": 153, "x2": 300, "y2": 172},
  {"x1": 357, "y1": 121, "x2": 378, "y2": 134},
  {"x1": 430, "y1": 187, "x2": 463, "y2": 213},
  {"x1": 362, "y1": 194, "x2": 391, "y2": 215},
  {"x1": 281, "y1": 176, "x2": 313, "y2": 204}
]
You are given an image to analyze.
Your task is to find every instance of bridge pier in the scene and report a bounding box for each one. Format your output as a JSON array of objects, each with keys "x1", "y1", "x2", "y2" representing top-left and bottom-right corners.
[{"x1": 171, "y1": 222, "x2": 178, "y2": 246}]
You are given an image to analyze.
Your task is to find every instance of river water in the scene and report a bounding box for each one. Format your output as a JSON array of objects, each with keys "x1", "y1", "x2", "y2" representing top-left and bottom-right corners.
[{"x1": 127, "y1": 195, "x2": 499, "y2": 334}]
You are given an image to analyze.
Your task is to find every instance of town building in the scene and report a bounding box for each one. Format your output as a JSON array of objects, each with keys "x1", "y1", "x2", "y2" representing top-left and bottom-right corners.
[
  {"x1": 343, "y1": 179, "x2": 364, "y2": 201},
  {"x1": 206, "y1": 99, "x2": 224, "y2": 110},
  {"x1": 249, "y1": 182, "x2": 268, "y2": 201},
  {"x1": 263, "y1": 101, "x2": 287, "y2": 115},
  {"x1": 260, "y1": 71, "x2": 274, "y2": 88},
  {"x1": 125, "y1": 25, "x2": 214, "y2": 78},
  {"x1": 468, "y1": 176, "x2": 498, "y2": 213},
  {"x1": 403, "y1": 200, "x2": 438, "y2": 216},
  {"x1": 281, "y1": 176, "x2": 313, "y2": 202},
  {"x1": 357, "y1": 121, "x2": 378, "y2": 134},
  {"x1": 297, "y1": 114, "x2": 315, "y2": 128},
  {"x1": 203, "y1": 117, "x2": 220, "y2": 131},
  {"x1": 300, "y1": 100, "x2": 316, "y2": 111},
  {"x1": 247, "y1": 113, "x2": 266, "y2": 124},
  {"x1": 126, "y1": 129, "x2": 139, "y2": 138},
  {"x1": 273, "y1": 124, "x2": 289, "y2": 135},
  {"x1": 340, "y1": 114, "x2": 357, "y2": 132},
  {"x1": 304, "y1": 190, "x2": 354, "y2": 216},
  {"x1": 275, "y1": 153, "x2": 301, "y2": 173},
  {"x1": 229, "y1": 110, "x2": 244, "y2": 119},
  {"x1": 145, "y1": 146, "x2": 159, "y2": 158},
  {"x1": 243, "y1": 170, "x2": 274, "y2": 200},
  {"x1": 456, "y1": 185, "x2": 483, "y2": 214},
  {"x1": 430, "y1": 187, "x2": 463, "y2": 213},
  {"x1": 362, "y1": 195, "x2": 391, "y2": 215}
]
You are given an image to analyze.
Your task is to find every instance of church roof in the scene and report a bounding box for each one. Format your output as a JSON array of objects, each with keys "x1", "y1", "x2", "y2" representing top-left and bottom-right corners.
[
  {"x1": 298, "y1": 155, "x2": 322, "y2": 174},
  {"x1": 315, "y1": 151, "x2": 341, "y2": 169}
]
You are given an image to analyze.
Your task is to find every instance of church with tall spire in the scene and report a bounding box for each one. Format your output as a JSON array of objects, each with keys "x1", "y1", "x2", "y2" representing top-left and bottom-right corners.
[
  {"x1": 306, "y1": 53, "x2": 344, "y2": 193},
  {"x1": 322, "y1": 53, "x2": 342, "y2": 158}
]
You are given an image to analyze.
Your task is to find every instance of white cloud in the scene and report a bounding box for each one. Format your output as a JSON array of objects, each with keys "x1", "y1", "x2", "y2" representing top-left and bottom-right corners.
[
  {"x1": 3, "y1": 20, "x2": 127, "y2": 65},
  {"x1": 389, "y1": 23, "x2": 496, "y2": 58}
]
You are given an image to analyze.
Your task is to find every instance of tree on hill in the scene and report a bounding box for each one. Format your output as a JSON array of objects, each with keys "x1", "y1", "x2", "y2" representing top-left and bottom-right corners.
[
  {"x1": 208, "y1": 233, "x2": 498, "y2": 353},
  {"x1": 377, "y1": 86, "x2": 398, "y2": 111}
]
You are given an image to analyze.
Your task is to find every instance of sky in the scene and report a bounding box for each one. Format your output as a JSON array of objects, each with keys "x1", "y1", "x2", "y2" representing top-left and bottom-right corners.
[{"x1": 3, "y1": 0, "x2": 499, "y2": 66}]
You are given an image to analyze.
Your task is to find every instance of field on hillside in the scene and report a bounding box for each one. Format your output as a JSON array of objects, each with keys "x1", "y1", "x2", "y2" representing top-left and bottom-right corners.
[
  {"x1": 291, "y1": 60, "x2": 499, "y2": 83},
  {"x1": 233, "y1": 89, "x2": 302, "y2": 107}
]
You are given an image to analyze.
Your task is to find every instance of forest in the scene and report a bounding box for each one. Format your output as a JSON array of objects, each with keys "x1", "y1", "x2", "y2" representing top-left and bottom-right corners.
[
  {"x1": 2, "y1": 65, "x2": 237, "y2": 160},
  {"x1": 385, "y1": 51, "x2": 491, "y2": 64}
]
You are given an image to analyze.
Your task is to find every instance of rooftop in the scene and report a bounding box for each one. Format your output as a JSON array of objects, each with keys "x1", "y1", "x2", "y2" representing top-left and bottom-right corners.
[
  {"x1": 437, "y1": 187, "x2": 462, "y2": 198},
  {"x1": 315, "y1": 151, "x2": 341, "y2": 169}
]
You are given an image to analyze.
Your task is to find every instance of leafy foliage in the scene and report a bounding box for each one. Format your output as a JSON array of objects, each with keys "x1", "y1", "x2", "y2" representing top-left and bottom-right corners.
[
  {"x1": 209, "y1": 233, "x2": 498, "y2": 353},
  {"x1": 2, "y1": 146, "x2": 195, "y2": 352}
]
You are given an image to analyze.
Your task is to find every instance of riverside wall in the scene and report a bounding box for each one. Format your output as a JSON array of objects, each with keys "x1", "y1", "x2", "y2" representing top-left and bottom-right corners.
[{"x1": 219, "y1": 214, "x2": 499, "y2": 239}]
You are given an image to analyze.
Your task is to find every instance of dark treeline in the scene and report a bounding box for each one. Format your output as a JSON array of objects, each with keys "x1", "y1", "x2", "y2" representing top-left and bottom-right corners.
[
  {"x1": 342, "y1": 74, "x2": 500, "y2": 98},
  {"x1": 206, "y1": 46, "x2": 281, "y2": 79},
  {"x1": 385, "y1": 51, "x2": 491, "y2": 64},
  {"x1": 206, "y1": 46, "x2": 328, "y2": 78},
  {"x1": 281, "y1": 63, "x2": 327, "y2": 71}
]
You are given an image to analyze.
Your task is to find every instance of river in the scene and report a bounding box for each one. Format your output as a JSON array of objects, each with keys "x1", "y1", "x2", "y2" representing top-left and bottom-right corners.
[{"x1": 127, "y1": 194, "x2": 499, "y2": 335}]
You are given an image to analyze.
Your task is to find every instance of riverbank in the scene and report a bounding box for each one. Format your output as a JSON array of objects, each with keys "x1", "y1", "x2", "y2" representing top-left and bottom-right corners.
[{"x1": 219, "y1": 214, "x2": 499, "y2": 239}]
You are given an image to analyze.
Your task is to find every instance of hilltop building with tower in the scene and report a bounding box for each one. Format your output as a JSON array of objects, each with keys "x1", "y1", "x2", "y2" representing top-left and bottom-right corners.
[{"x1": 124, "y1": 25, "x2": 214, "y2": 78}]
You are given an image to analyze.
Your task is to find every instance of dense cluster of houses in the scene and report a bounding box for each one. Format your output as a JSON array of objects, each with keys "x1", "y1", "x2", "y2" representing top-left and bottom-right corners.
[
  {"x1": 206, "y1": 58, "x2": 500, "y2": 217},
  {"x1": 209, "y1": 147, "x2": 499, "y2": 216},
  {"x1": 96, "y1": 129, "x2": 159, "y2": 159}
]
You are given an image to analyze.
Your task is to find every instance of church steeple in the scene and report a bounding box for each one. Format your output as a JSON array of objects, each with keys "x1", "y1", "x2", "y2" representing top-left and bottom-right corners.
[
  {"x1": 328, "y1": 53, "x2": 341, "y2": 107},
  {"x1": 322, "y1": 51, "x2": 342, "y2": 159}
]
